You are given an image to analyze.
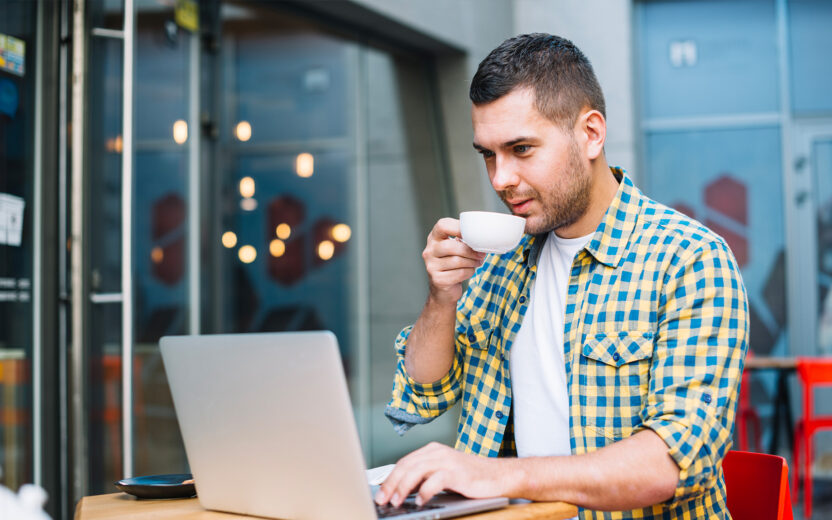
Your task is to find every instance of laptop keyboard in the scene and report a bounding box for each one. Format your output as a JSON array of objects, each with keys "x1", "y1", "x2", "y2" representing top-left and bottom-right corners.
[{"x1": 375, "y1": 501, "x2": 442, "y2": 518}]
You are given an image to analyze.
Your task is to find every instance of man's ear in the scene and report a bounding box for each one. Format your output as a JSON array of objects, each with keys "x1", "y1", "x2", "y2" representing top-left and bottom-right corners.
[{"x1": 577, "y1": 109, "x2": 606, "y2": 161}]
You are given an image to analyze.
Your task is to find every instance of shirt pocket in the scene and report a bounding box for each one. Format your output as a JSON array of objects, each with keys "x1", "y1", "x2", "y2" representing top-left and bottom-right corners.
[{"x1": 578, "y1": 330, "x2": 655, "y2": 443}]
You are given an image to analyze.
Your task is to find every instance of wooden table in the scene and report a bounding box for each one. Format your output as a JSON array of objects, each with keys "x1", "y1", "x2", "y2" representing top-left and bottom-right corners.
[
  {"x1": 75, "y1": 493, "x2": 578, "y2": 520},
  {"x1": 744, "y1": 356, "x2": 798, "y2": 454}
]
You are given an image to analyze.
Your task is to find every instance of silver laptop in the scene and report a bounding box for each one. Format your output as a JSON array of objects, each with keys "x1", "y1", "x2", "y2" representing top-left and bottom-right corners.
[{"x1": 160, "y1": 331, "x2": 509, "y2": 520}]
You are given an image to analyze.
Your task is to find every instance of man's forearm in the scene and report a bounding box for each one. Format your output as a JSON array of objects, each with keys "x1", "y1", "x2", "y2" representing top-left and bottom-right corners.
[
  {"x1": 404, "y1": 296, "x2": 458, "y2": 384},
  {"x1": 503, "y1": 430, "x2": 678, "y2": 511}
]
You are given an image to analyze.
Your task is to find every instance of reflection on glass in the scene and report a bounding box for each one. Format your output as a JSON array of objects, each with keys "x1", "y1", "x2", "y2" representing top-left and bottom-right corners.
[
  {"x1": 0, "y1": 1, "x2": 36, "y2": 490},
  {"x1": 269, "y1": 239, "x2": 286, "y2": 257},
  {"x1": 239, "y1": 176, "x2": 255, "y2": 198},
  {"x1": 106, "y1": 135, "x2": 123, "y2": 153},
  {"x1": 222, "y1": 231, "x2": 238, "y2": 248},
  {"x1": 235, "y1": 121, "x2": 252, "y2": 142},
  {"x1": 238, "y1": 245, "x2": 257, "y2": 263},
  {"x1": 295, "y1": 152, "x2": 314, "y2": 178},
  {"x1": 130, "y1": 6, "x2": 191, "y2": 486},
  {"x1": 331, "y1": 223, "x2": 351, "y2": 242},
  {"x1": 815, "y1": 140, "x2": 832, "y2": 352},
  {"x1": 172, "y1": 119, "x2": 188, "y2": 144},
  {"x1": 240, "y1": 198, "x2": 257, "y2": 211},
  {"x1": 87, "y1": 24, "x2": 126, "y2": 493},
  {"x1": 275, "y1": 223, "x2": 291, "y2": 239},
  {"x1": 317, "y1": 240, "x2": 334, "y2": 261}
]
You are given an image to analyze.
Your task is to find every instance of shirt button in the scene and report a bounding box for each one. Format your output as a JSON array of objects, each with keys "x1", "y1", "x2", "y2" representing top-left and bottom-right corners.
[
  {"x1": 495, "y1": 411, "x2": 504, "y2": 419},
  {"x1": 612, "y1": 353, "x2": 620, "y2": 362},
  {"x1": 468, "y1": 333, "x2": 476, "y2": 342},
  {"x1": 519, "y1": 296, "x2": 527, "y2": 304},
  {"x1": 703, "y1": 393, "x2": 712, "y2": 404}
]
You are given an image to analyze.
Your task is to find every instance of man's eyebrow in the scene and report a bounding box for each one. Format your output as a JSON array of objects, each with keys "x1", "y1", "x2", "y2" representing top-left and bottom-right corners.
[
  {"x1": 502, "y1": 137, "x2": 535, "y2": 147},
  {"x1": 472, "y1": 137, "x2": 535, "y2": 151}
]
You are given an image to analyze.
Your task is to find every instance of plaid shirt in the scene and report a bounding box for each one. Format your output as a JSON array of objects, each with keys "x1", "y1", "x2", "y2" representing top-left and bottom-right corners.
[{"x1": 385, "y1": 168, "x2": 749, "y2": 519}]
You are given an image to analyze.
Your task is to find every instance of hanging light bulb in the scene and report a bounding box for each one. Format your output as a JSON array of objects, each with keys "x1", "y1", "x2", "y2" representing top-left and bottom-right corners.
[
  {"x1": 235, "y1": 121, "x2": 252, "y2": 142},
  {"x1": 239, "y1": 176, "x2": 255, "y2": 198},
  {"x1": 331, "y1": 223, "x2": 351, "y2": 243},
  {"x1": 296, "y1": 153, "x2": 314, "y2": 178},
  {"x1": 275, "y1": 223, "x2": 291, "y2": 240},
  {"x1": 270, "y1": 239, "x2": 286, "y2": 257},
  {"x1": 173, "y1": 120, "x2": 188, "y2": 144},
  {"x1": 317, "y1": 240, "x2": 334, "y2": 261},
  {"x1": 238, "y1": 245, "x2": 257, "y2": 264},
  {"x1": 221, "y1": 231, "x2": 237, "y2": 248}
]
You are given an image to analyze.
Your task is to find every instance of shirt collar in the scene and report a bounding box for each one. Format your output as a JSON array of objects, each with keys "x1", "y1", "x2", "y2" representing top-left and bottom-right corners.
[
  {"x1": 523, "y1": 167, "x2": 641, "y2": 269},
  {"x1": 584, "y1": 167, "x2": 642, "y2": 268}
]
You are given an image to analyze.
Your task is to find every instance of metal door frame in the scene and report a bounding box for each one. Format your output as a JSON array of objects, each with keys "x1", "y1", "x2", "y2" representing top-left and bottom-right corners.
[{"x1": 789, "y1": 119, "x2": 832, "y2": 355}]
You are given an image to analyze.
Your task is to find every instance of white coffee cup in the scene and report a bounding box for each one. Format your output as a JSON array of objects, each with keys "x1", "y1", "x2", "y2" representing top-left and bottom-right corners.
[{"x1": 459, "y1": 211, "x2": 526, "y2": 254}]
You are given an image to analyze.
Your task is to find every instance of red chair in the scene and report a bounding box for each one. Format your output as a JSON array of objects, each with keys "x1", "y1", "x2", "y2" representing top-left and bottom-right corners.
[
  {"x1": 736, "y1": 352, "x2": 762, "y2": 452},
  {"x1": 724, "y1": 450, "x2": 793, "y2": 520},
  {"x1": 792, "y1": 357, "x2": 832, "y2": 518}
]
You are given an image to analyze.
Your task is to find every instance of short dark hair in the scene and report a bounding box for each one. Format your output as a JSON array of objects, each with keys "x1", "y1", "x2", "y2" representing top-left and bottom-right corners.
[{"x1": 470, "y1": 33, "x2": 606, "y2": 130}]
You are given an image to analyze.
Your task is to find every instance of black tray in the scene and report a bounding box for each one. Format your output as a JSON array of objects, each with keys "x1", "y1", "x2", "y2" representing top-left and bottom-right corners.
[{"x1": 114, "y1": 473, "x2": 196, "y2": 499}]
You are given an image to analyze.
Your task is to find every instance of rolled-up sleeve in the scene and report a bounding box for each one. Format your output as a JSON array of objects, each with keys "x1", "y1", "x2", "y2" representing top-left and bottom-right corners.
[
  {"x1": 640, "y1": 239, "x2": 749, "y2": 507},
  {"x1": 384, "y1": 323, "x2": 464, "y2": 435}
]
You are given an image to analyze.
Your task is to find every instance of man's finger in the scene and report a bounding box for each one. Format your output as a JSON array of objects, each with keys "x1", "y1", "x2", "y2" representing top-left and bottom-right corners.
[
  {"x1": 429, "y1": 238, "x2": 480, "y2": 261},
  {"x1": 429, "y1": 255, "x2": 483, "y2": 273},
  {"x1": 429, "y1": 218, "x2": 461, "y2": 241},
  {"x1": 431, "y1": 268, "x2": 479, "y2": 288},
  {"x1": 416, "y1": 472, "x2": 447, "y2": 507},
  {"x1": 390, "y1": 463, "x2": 432, "y2": 508}
]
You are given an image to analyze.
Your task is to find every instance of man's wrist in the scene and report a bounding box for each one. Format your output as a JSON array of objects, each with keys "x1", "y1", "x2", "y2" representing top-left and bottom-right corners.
[
  {"x1": 426, "y1": 290, "x2": 460, "y2": 311},
  {"x1": 499, "y1": 457, "x2": 534, "y2": 498}
]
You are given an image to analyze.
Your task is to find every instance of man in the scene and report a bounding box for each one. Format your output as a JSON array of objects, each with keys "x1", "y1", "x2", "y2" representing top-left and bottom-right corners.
[{"x1": 375, "y1": 33, "x2": 748, "y2": 519}]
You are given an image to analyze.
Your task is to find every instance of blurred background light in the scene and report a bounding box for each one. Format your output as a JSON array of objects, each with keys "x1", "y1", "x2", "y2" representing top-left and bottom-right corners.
[
  {"x1": 331, "y1": 223, "x2": 351, "y2": 242},
  {"x1": 151, "y1": 246, "x2": 164, "y2": 264},
  {"x1": 317, "y1": 240, "x2": 334, "y2": 260},
  {"x1": 240, "y1": 198, "x2": 258, "y2": 211},
  {"x1": 238, "y1": 245, "x2": 257, "y2": 264},
  {"x1": 269, "y1": 239, "x2": 286, "y2": 257},
  {"x1": 235, "y1": 120, "x2": 252, "y2": 142},
  {"x1": 239, "y1": 176, "x2": 255, "y2": 198},
  {"x1": 106, "y1": 135, "x2": 123, "y2": 153},
  {"x1": 296, "y1": 152, "x2": 314, "y2": 178},
  {"x1": 221, "y1": 231, "x2": 237, "y2": 248},
  {"x1": 173, "y1": 119, "x2": 188, "y2": 144},
  {"x1": 275, "y1": 223, "x2": 291, "y2": 239}
]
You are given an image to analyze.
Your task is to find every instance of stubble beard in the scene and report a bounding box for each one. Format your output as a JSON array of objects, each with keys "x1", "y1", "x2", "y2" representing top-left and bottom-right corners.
[{"x1": 500, "y1": 139, "x2": 592, "y2": 235}]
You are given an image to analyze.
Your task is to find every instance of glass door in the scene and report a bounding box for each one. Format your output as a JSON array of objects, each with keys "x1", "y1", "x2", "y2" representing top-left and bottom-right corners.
[
  {"x1": 0, "y1": 0, "x2": 37, "y2": 492},
  {"x1": 791, "y1": 123, "x2": 832, "y2": 356}
]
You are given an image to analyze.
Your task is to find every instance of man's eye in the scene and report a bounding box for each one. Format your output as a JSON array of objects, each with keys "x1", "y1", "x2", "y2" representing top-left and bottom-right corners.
[
  {"x1": 514, "y1": 145, "x2": 530, "y2": 154},
  {"x1": 479, "y1": 150, "x2": 495, "y2": 159}
]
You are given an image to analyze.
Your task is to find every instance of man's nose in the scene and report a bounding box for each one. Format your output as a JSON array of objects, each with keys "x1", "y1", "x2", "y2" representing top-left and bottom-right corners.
[{"x1": 490, "y1": 158, "x2": 519, "y2": 192}]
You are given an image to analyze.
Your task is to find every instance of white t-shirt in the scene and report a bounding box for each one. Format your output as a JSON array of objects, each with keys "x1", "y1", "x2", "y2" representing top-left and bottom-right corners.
[{"x1": 510, "y1": 230, "x2": 593, "y2": 459}]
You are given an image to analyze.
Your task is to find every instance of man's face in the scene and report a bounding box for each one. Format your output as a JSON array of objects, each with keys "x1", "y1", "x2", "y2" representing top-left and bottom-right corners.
[{"x1": 471, "y1": 88, "x2": 591, "y2": 235}]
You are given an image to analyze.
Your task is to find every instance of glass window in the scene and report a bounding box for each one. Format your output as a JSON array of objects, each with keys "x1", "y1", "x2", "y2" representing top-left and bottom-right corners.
[
  {"x1": 639, "y1": 0, "x2": 779, "y2": 119},
  {"x1": 87, "y1": 22, "x2": 127, "y2": 495},
  {"x1": 788, "y1": 0, "x2": 832, "y2": 114},
  {"x1": 645, "y1": 127, "x2": 787, "y2": 358},
  {"x1": 131, "y1": 6, "x2": 193, "y2": 483},
  {"x1": 116, "y1": 0, "x2": 458, "y2": 481},
  {"x1": 814, "y1": 139, "x2": 832, "y2": 352},
  {"x1": 0, "y1": 0, "x2": 37, "y2": 491}
]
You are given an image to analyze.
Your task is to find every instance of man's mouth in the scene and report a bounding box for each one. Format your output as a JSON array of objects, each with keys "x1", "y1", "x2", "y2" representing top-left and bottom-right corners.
[{"x1": 507, "y1": 198, "x2": 533, "y2": 213}]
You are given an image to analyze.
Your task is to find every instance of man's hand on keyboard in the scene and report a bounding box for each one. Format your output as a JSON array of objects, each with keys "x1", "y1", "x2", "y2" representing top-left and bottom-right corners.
[{"x1": 373, "y1": 442, "x2": 515, "y2": 508}]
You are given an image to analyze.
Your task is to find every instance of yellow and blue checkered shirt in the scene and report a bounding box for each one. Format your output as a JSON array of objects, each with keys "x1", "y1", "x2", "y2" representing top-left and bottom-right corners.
[{"x1": 385, "y1": 168, "x2": 749, "y2": 519}]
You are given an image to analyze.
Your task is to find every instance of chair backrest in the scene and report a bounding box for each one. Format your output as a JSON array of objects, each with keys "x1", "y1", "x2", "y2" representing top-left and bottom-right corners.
[
  {"x1": 796, "y1": 358, "x2": 832, "y2": 387},
  {"x1": 723, "y1": 450, "x2": 793, "y2": 520}
]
